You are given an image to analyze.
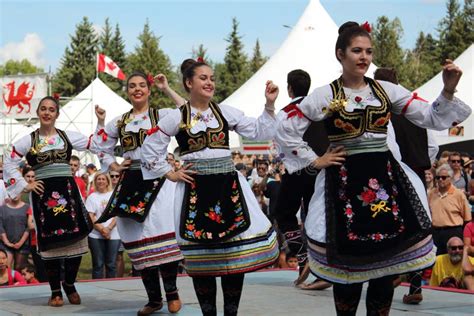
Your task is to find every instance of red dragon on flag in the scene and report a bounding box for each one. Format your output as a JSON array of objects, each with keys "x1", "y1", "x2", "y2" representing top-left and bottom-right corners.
[{"x1": 2, "y1": 80, "x2": 36, "y2": 114}]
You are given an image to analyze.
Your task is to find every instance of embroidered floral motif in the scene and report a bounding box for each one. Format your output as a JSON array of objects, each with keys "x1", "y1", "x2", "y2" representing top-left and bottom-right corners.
[
  {"x1": 45, "y1": 191, "x2": 69, "y2": 217},
  {"x1": 373, "y1": 113, "x2": 391, "y2": 127},
  {"x1": 339, "y1": 161, "x2": 405, "y2": 242},
  {"x1": 334, "y1": 119, "x2": 357, "y2": 132},
  {"x1": 184, "y1": 179, "x2": 246, "y2": 240},
  {"x1": 209, "y1": 131, "x2": 226, "y2": 147},
  {"x1": 109, "y1": 181, "x2": 158, "y2": 216},
  {"x1": 188, "y1": 137, "x2": 206, "y2": 151}
]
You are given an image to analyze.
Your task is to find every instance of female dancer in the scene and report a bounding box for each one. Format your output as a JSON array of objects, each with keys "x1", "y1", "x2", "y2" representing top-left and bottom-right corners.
[
  {"x1": 4, "y1": 96, "x2": 96, "y2": 306},
  {"x1": 140, "y1": 59, "x2": 280, "y2": 316},
  {"x1": 276, "y1": 21, "x2": 471, "y2": 315},
  {"x1": 94, "y1": 71, "x2": 184, "y2": 315}
]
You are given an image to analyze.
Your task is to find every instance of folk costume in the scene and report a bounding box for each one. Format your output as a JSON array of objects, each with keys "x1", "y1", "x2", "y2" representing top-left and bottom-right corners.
[
  {"x1": 141, "y1": 101, "x2": 279, "y2": 315},
  {"x1": 94, "y1": 107, "x2": 183, "y2": 306},
  {"x1": 276, "y1": 77, "x2": 471, "y2": 285},
  {"x1": 275, "y1": 96, "x2": 329, "y2": 267},
  {"x1": 4, "y1": 129, "x2": 95, "y2": 299}
]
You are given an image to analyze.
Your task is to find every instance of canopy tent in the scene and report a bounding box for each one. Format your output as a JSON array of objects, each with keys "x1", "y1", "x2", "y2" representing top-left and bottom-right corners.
[
  {"x1": 222, "y1": 0, "x2": 377, "y2": 150},
  {"x1": 414, "y1": 44, "x2": 473, "y2": 154}
]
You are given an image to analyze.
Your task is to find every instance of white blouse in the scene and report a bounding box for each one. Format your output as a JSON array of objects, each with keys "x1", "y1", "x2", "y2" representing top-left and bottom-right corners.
[
  {"x1": 3, "y1": 131, "x2": 92, "y2": 199},
  {"x1": 94, "y1": 108, "x2": 173, "y2": 171},
  {"x1": 141, "y1": 104, "x2": 276, "y2": 179},
  {"x1": 276, "y1": 80, "x2": 471, "y2": 174}
]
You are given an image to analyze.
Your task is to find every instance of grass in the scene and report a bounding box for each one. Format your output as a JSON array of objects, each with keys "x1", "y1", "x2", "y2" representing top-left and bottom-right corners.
[{"x1": 77, "y1": 250, "x2": 134, "y2": 280}]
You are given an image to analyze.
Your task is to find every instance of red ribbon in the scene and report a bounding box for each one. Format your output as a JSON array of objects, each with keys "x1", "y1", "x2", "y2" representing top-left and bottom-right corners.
[
  {"x1": 10, "y1": 146, "x2": 22, "y2": 158},
  {"x1": 147, "y1": 126, "x2": 160, "y2": 135},
  {"x1": 361, "y1": 21, "x2": 371, "y2": 33},
  {"x1": 197, "y1": 57, "x2": 205, "y2": 63},
  {"x1": 401, "y1": 92, "x2": 428, "y2": 115},
  {"x1": 283, "y1": 104, "x2": 305, "y2": 119},
  {"x1": 97, "y1": 129, "x2": 108, "y2": 141}
]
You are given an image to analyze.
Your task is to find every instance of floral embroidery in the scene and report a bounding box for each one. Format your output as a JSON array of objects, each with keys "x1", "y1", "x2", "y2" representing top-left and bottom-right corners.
[
  {"x1": 45, "y1": 191, "x2": 69, "y2": 217},
  {"x1": 334, "y1": 119, "x2": 356, "y2": 132},
  {"x1": 209, "y1": 131, "x2": 226, "y2": 147},
  {"x1": 339, "y1": 160, "x2": 405, "y2": 242},
  {"x1": 109, "y1": 181, "x2": 158, "y2": 216},
  {"x1": 188, "y1": 137, "x2": 206, "y2": 151},
  {"x1": 184, "y1": 179, "x2": 246, "y2": 240},
  {"x1": 373, "y1": 113, "x2": 391, "y2": 127}
]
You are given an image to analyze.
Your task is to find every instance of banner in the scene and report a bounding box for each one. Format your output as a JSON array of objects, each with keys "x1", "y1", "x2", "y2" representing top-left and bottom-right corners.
[{"x1": 1, "y1": 73, "x2": 48, "y2": 119}]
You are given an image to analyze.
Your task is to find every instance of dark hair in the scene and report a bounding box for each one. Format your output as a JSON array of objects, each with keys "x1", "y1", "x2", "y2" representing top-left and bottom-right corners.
[
  {"x1": 373, "y1": 67, "x2": 399, "y2": 84},
  {"x1": 287, "y1": 69, "x2": 311, "y2": 97},
  {"x1": 335, "y1": 21, "x2": 371, "y2": 61},
  {"x1": 70, "y1": 155, "x2": 80, "y2": 162},
  {"x1": 286, "y1": 252, "x2": 297, "y2": 260},
  {"x1": 0, "y1": 249, "x2": 7, "y2": 258},
  {"x1": 180, "y1": 58, "x2": 208, "y2": 93},
  {"x1": 37, "y1": 96, "x2": 60, "y2": 114},
  {"x1": 127, "y1": 71, "x2": 151, "y2": 89},
  {"x1": 22, "y1": 166, "x2": 34, "y2": 177},
  {"x1": 22, "y1": 264, "x2": 36, "y2": 274}
]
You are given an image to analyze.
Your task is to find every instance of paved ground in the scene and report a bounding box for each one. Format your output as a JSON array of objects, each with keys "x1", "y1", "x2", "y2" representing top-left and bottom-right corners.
[{"x1": 0, "y1": 269, "x2": 473, "y2": 315}]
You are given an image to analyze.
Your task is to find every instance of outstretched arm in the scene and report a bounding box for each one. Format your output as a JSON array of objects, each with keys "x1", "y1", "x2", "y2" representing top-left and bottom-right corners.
[{"x1": 154, "y1": 74, "x2": 186, "y2": 107}]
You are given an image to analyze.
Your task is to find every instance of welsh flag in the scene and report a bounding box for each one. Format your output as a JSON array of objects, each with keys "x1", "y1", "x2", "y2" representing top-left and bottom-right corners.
[{"x1": 97, "y1": 54, "x2": 126, "y2": 80}]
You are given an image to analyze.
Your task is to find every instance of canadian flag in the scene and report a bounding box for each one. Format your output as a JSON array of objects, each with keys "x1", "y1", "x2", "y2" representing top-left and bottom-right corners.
[{"x1": 97, "y1": 54, "x2": 126, "y2": 80}]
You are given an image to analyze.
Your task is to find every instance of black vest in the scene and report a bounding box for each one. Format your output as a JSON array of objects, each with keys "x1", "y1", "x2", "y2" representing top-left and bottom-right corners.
[
  {"x1": 325, "y1": 77, "x2": 392, "y2": 142},
  {"x1": 118, "y1": 107, "x2": 159, "y2": 153},
  {"x1": 175, "y1": 102, "x2": 230, "y2": 156},
  {"x1": 26, "y1": 129, "x2": 72, "y2": 170}
]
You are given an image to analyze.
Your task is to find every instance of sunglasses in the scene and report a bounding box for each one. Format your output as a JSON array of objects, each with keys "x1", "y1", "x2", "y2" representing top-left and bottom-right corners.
[
  {"x1": 435, "y1": 176, "x2": 449, "y2": 180},
  {"x1": 110, "y1": 174, "x2": 120, "y2": 178},
  {"x1": 450, "y1": 159, "x2": 461, "y2": 163},
  {"x1": 449, "y1": 245, "x2": 463, "y2": 251}
]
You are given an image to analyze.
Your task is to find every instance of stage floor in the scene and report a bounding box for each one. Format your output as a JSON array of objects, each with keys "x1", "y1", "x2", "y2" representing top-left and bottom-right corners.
[{"x1": 0, "y1": 269, "x2": 473, "y2": 315}]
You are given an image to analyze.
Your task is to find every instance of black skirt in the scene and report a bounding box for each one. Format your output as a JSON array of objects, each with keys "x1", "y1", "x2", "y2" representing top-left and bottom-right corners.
[
  {"x1": 180, "y1": 171, "x2": 251, "y2": 243},
  {"x1": 322, "y1": 151, "x2": 432, "y2": 265},
  {"x1": 97, "y1": 168, "x2": 165, "y2": 223},
  {"x1": 32, "y1": 176, "x2": 92, "y2": 251}
]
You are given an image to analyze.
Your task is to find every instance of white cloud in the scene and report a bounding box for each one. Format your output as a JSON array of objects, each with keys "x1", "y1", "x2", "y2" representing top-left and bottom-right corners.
[{"x1": 0, "y1": 33, "x2": 46, "y2": 67}]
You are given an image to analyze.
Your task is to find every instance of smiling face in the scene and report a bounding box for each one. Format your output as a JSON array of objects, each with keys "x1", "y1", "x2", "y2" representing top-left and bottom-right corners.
[
  {"x1": 94, "y1": 174, "x2": 110, "y2": 193},
  {"x1": 0, "y1": 251, "x2": 7, "y2": 271},
  {"x1": 37, "y1": 99, "x2": 59, "y2": 127},
  {"x1": 127, "y1": 75, "x2": 151, "y2": 107},
  {"x1": 186, "y1": 65, "x2": 215, "y2": 101},
  {"x1": 337, "y1": 35, "x2": 373, "y2": 78}
]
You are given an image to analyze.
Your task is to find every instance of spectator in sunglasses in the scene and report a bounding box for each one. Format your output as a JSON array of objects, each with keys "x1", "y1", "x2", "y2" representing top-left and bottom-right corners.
[
  {"x1": 429, "y1": 164, "x2": 471, "y2": 255},
  {"x1": 448, "y1": 152, "x2": 471, "y2": 195},
  {"x1": 429, "y1": 237, "x2": 474, "y2": 290}
]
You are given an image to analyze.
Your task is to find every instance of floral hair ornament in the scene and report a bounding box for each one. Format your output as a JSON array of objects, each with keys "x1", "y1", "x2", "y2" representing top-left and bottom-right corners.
[
  {"x1": 146, "y1": 74, "x2": 154, "y2": 85},
  {"x1": 361, "y1": 21, "x2": 371, "y2": 33},
  {"x1": 53, "y1": 93, "x2": 61, "y2": 101},
  {"x1": 196, "y1": 56, "x2": 205, "y2": 63}
]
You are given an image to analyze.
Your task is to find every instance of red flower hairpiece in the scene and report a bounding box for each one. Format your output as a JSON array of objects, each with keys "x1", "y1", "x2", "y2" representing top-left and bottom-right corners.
[
  {"x1": 197, "y1": 56, "x2": 205, "y2": 63},
  {"x1": 147, "y1": 74, "x2": 154, "y2": 85},
  {"x1": 53, "y1": 93, "x2": 61, "y2": 101},
  {"x1": 361, "y1": 21, "x2": 371, "y2": 33}
]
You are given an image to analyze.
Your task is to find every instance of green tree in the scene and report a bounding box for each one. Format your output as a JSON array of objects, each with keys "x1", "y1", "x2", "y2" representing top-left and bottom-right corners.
[
  {"x1": 126, "y1": 20, "x2": 177, "y2": 108},
  {"x1": 461, "y1": 0, "x2": 474, "y2": 47},
  {"x1": 98, "y1": 18, "x2": 127, "y2": 95},
  {"x1": 372, "y1": 16, "x2": 405, "y2": 68},
  {"x1": 249, "y1": 39, "x2": 268, "y2": 74},
  {"x1": 215, "y1": 17, "x2": 250, "y2": 102},
  {"x1": 438, "y1": 0, "x2": 466, "y2": 60},
  {"x1": 402, "y1": 32, "x2": 441, "y2": 90},
  {"x1": 0, "y1": 59, "x2": 43, "y2": 76},
  {"x1": 53, "y1": 17, "x2": 98, "y2": 96}
]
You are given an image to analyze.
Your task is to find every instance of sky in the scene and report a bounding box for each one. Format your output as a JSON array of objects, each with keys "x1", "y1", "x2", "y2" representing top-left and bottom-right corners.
[{"x1": 0, "y1": 0, "x2": 450, "y2": 72}]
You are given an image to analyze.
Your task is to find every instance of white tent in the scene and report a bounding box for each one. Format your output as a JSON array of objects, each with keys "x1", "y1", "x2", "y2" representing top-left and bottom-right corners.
[
  {"x1": 414, "y1": 44, "x2": 473, "y2": 148},
  {"x1": 223, "y1": 0, "x2": 377, "y2": 149}
]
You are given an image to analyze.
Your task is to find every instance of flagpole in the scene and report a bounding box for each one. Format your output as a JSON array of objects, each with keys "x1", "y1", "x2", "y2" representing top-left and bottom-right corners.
[{"x1": 96, "y1": 53, "x2": 99, "y2": 79}]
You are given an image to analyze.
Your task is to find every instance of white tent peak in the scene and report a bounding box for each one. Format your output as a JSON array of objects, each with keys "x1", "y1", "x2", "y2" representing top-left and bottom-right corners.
[
  {"x1": 222, "y1": 0, "x2": 376, "y2": 148},
  {"x1": 414, "y1": 44, "x2": 473, "y2": 146}
]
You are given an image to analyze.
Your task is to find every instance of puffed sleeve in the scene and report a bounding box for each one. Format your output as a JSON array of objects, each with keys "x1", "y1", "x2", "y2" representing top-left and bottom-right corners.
[
  {"x1": 92, "y1": 116, "x2": 121, "y2": 171},
  {"x1": 65, "y1": 131, "x2": 93, "y2": 152},
  {"x1": 3, "y1": 135, "x2": 31, "y2": 199},
  {"x1": 140, "y1": 109, "x2": 181, "y2": 180},
  {"x1": 275, "y1": 86, "x2": 330, "y2": 174},
  {"x1": 379, "y1": 81, "x2": 472, "y2": 129},
  {"x1": 219, "y1": 104, "x2": 277, "y2": 141}
]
